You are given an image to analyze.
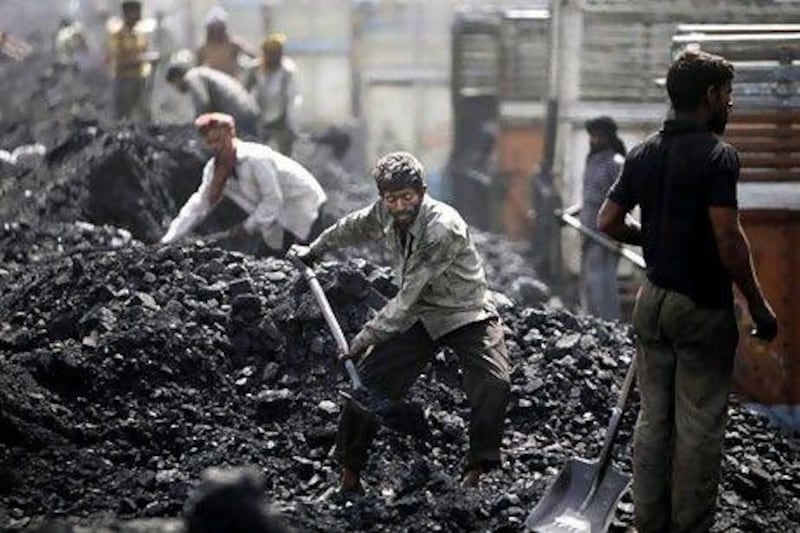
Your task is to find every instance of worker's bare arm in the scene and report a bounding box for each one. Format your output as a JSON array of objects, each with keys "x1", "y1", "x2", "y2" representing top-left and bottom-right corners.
[
  {"x1": 598, "y1": 199, "x2": 642, "y2": 246},
  {"x1": 709, "y1": 206, "x2": 777, "y2": 339}
]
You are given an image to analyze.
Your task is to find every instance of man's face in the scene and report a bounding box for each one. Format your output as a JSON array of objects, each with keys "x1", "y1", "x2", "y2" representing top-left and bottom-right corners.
[
  {"x1": 123, "y1": 7, "x2": 141, "y2": 27},
  {"x1": 207, "y1": 22, "x2": 226, "y2": 40},
  {"x1": 264, "y1": 48, "x2": 282, "y2": 69},
  {"x1": 707, "y1": 82, "x2": 733, "y2": 135},
  {"x1": 172, "y1": 78, "x2": 189, "y2": 93},
  {"x1": 588, "y1": 131, "x2": 609, "y2": 153},
  {"x1": 381, "y1": 187, "x2": 424, "y2": 228},
  {"x1": 201, "y1": 126, "x2": 235, "y2": 156}
]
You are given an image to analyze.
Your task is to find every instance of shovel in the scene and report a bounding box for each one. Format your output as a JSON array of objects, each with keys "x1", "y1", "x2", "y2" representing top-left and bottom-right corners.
[
  {"x1": 525, "y1": 355, "x2": 638, "y2": 533},
  {"x1": 287, "y1": 253, "x2": 425, "y2": 436}
]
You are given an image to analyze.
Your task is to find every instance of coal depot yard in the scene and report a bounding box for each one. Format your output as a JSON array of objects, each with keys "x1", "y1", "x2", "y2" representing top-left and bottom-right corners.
[{"x1": 1, "y1": 21, "x2": 800, "y2": 533}]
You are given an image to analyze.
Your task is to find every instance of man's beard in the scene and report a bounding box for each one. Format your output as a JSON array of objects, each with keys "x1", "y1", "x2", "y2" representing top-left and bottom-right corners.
[
  {"x1": 391, "y1": 205, "x2": 421, "y2": 227},
  {"x1": 708, "y1": 111, "x2": 728, "y2": 135}
]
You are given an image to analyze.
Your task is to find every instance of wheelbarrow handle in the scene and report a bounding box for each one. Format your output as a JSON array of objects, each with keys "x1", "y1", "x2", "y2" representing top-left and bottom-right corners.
[{"x1": 289, "y1": 255, "x2": 363, "y2": 390}]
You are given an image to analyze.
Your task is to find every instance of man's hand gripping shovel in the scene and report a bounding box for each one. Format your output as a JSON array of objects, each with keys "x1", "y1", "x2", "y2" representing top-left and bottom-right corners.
[{"x1": 286, "y1": 249, "x2": 425, "y2": 436}]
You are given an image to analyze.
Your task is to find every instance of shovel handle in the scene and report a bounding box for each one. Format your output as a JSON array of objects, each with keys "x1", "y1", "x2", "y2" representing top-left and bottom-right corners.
[
  {"x1": 582, "y1": 355, "x2": 637, "y2": 509},
  {"x1": 289, "y1": 255, "x2": 363, "y2": 389}
]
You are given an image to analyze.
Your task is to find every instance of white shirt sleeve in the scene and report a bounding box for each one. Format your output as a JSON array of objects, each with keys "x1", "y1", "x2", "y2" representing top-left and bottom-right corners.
[
  {"x1": 242, "y1": 157, "x2": 283, "y2": 233},
  {"x1": 161, "y1": 160, "x2": 215, "y2": 243},
  {"x1": 285, "y1": 70, "x2": 302, "y2": 131}
]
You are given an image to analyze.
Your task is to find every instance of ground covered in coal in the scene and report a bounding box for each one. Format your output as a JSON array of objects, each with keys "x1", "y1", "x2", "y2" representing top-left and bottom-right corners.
[
  {"x1": 0, "y1": 240, "x2": 798, "y2": 532},
  {"x1": 0, "y1": 45, "x2": 797, "y2": 533}
]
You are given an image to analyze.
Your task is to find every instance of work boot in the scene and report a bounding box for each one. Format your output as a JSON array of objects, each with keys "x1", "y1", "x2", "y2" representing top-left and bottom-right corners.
[
  {"x1": 460, "y1": 467, "x2": 483, "y2": 488},
  {"x1": 339, "y1": 467, "x2": 363, "y2": 494}
]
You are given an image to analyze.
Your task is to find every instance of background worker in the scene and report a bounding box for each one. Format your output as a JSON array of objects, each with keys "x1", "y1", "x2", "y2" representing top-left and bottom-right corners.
[
  {"x1": 161, "y1": 113, "x2": 326, "y2": 255},
  {"x1": 598, "y1": 50, "x2": 778, "y2": 532},
  {"x1": 244, "y1": 34, "x2": 301, "y2": 155},
  {"x1": 291, "y1": 152, "x2": 511, "y2": 492},
  {"x1": 580, "y1": 116, "x2": 626, "y2": 320},
  {"x1": 54, "y1": 17, "x2": 89, "y2": 70},
  {"x1": 165, "y1": 61, "x2": 260, "y2": 136},
  {"x1": 107, "y1": 1, "x2": 156, "y2": 121},
  {"x1": 196, "y1": 6, "x2": 256, "y2": 80}
]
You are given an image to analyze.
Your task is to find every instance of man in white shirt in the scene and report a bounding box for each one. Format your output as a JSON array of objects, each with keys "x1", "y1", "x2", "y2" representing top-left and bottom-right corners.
[
  {"x1": 161, "y1": 113, "x2": 326, "y2": 252},
  {"x1": 243, "y1": 33, "x2": 301, "y2": 155}
]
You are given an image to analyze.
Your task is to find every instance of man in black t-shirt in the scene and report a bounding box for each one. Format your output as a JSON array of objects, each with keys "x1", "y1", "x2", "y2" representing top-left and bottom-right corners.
[{"x1": 598, "y1": 50, "x2": 777, "y2": 532}]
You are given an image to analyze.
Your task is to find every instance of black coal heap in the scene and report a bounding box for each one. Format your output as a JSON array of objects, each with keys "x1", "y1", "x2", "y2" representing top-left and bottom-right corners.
[{"x1": 0, "y1": 241, "x2": 797, "y2": 531}]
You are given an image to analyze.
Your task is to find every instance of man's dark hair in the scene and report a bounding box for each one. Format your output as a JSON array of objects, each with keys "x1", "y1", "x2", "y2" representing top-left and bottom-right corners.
[
  {"x1": 585, "y1": 116, "x2": 626, "y2": 157},
  {"x1": 666, "y1": 49, "x2": 734, "y2": 112},
  {"x1": 166, "y1": 63, "x2": 190, "y2": 83},
  {"x1": 372, "y1": 151, "x2": 426, "y2": 193},
  {"x1": 121, "y1": 1, "x2": 142, "y2": 13}
]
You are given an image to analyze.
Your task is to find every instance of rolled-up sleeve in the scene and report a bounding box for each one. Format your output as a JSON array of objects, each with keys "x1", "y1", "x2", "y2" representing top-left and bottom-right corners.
[{"x1": 607, "y1": 157, "x2": 636, "y2": 210}]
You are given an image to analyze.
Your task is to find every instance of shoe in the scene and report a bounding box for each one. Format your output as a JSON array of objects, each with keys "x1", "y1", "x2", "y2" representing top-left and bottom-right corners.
[
  {"x1": 339, "y1": 467, "x2": 363, "y2": 494},
  {"x1": 460, "y1": 468, "x2": 482, "y2": 488}
]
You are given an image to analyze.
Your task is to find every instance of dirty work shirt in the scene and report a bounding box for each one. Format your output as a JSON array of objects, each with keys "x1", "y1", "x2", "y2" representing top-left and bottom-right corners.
[
  {"x1": 308, "y1": 195, "x2": 496, "y2": 347},
  {"x1": 161, "y1": 140, "x2": 326, "y2": 248},
  {"x1": 580, "y1": 148, "x2": 624, "y2": 231},
  {"x1": 184, "y1": 66, "x2": 259, "y2": 134},
  {"x1": 607, "y1": 118, "x2": 739, "y2": 309}
]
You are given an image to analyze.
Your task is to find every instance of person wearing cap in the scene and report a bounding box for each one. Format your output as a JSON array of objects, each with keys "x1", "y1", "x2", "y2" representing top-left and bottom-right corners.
[
  {"x1": 243, "y1": 33, "x2": 301, "y2": 155},
  {"x1": 107, "y1": 1, "x2": 157, "y2": 121},
  {"x1": 290, "y1": 152, "x2": 511, "y2": 492},
  {"x1": 579, "y1": 116, "x2": 626, "y2": 320},
  {"x1": 54, "y1": 17, "x2": 89, "y2": 70},
  {"x1": 161, "y1": 112, "x2": 326, "y2": 253},
  {"x1": 165, "y1": 61, "x2": 259, "y2": 136},
  {"x1": 196, "y1": 6, "x2": 256, "y2": 79}
]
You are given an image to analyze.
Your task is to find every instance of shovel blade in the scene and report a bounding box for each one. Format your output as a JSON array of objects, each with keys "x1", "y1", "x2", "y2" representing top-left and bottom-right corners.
[
  {"x1": 525, "y1": 458, "x2": 630, "y2": 533},
  {"x1": 341, "y1": 389, "x2": 428, "y2": 437}
]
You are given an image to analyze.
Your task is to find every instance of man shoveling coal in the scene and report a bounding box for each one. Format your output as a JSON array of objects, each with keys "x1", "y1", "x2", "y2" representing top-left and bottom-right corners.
[
  {"x1": 290, "y1": 151, "x2": 511, "y2": 492},
  {"x1": 160, "y1": 112, "x2": 326, "y2": 254}
]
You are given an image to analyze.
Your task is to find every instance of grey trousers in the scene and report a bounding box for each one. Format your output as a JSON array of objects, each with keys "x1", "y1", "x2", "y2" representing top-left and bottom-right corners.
[
  {"x1": 335, "y1": 318, "x2": 510, "y2": 472},
  {"x1": 632, "y1": 280, "x2": 739, "y2": 533},
  {"x1": 580, "y1": 239, "x2": 621, "y2": 320}
]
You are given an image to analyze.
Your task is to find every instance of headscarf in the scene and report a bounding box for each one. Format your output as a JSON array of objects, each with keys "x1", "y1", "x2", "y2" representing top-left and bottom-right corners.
[{"x1": 195, "y1": 113, "x2": 237, "y2": 205}]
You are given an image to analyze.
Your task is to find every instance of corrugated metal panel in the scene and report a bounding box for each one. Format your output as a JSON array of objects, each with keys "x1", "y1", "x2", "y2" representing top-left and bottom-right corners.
[
  {"x1": 578, "y1": 1, "x2": 800, "y2": 103},
  {"x1": 500, "y1": 14, "x2": 549, "y2": 100},
  {"x1": 579, "y1": 21, "x2": 673, "y2": 101},
  {"x1": 459, "y1": 33, "x2": 501, "y2": 94}
]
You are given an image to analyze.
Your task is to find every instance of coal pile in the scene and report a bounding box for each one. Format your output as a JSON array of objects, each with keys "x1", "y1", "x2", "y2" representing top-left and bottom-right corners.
[
  {"x1": 0, "y1": 46, "x2": 112, "y2": 153},
  {"x1": 0, "y1": 122, "x2": 208, "y2": 243},
  {"x1": 0, "y1": 111, "x2": 549, "y2": 304},
  {"x1": 1, "y1": 241, "x2": 797, "y2": 531},
  {"x1": 0, "y1": 221, "x2": 134, "y2": 267}
]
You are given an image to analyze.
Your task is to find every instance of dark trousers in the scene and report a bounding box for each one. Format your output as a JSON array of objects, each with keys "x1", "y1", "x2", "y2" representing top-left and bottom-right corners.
[
  {"x1": 632, "y1": 280, "x2": 739, "y2": 533},
  {"x1": 335, "y1": 318, "x2": 510, "y2": 472}
]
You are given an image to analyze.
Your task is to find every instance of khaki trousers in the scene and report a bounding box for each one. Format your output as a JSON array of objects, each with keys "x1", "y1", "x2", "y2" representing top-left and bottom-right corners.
[{"x1": 632, "y1": 280, "x2": 738, "y2": 533}]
